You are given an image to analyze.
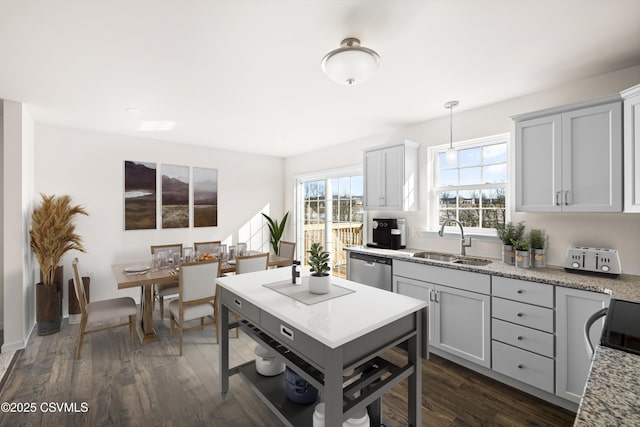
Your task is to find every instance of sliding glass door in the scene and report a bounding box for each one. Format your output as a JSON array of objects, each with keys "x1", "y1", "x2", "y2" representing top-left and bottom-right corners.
[{"x1": 296, "y1": 168, "x2": 363, "y2": 278}]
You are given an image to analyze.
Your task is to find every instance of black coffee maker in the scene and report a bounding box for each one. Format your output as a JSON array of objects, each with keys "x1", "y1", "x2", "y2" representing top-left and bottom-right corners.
[{"x1": 367, "y1": 218, "x2": 405, "y2": 249}]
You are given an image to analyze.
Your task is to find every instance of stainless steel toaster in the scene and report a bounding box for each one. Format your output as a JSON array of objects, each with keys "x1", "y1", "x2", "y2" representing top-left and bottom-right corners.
[{"x1": 564, "y1": 246, "x2": 621, "y2": 277}]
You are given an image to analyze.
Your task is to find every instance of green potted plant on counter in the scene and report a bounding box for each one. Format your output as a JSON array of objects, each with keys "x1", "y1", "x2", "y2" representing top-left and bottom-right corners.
[
  {"x1": 529, "y1": 229, "x2": 547, "y2": 268},
  {"x1": 30, "y1": 194, "x2": 89, "y2": 335},
  {"x1": 496, "y1": 221, "x2": 525, "y2": 264},
  {"x1": 307, "y1": 242, "x2": 331, "y2": 294},
  {"x1": 512, "y1": 238, "x2": 531, "y2": 269}
]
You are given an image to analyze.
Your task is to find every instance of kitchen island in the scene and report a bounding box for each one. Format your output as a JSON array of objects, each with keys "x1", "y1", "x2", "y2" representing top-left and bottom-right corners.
[{"x1": 216, "y1": 267, "x2": 427, "y2": 427}]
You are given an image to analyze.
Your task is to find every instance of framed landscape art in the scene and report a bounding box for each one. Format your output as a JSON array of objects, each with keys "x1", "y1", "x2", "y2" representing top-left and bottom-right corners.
[
  {"x1": 124, "y1": 160, "x2": 157, "y2": 230},
  {"x1": 193, "y1": 167, "x2": 218, "y2": 227},
  {"x1": 162, "y1": 164, "x2": 189, "y2": 228}
]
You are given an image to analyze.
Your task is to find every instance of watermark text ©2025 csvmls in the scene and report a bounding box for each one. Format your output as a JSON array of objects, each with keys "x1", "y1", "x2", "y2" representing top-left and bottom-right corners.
[{"x1": 1, "y1": 401, "x2": 89, "y2": 413}]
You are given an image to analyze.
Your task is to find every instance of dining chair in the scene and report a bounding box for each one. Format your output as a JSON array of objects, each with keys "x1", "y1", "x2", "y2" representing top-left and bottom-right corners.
[
  {"x1": 278, "y1": 241, "x2": 296, "y2": 266},
  {"x1": 194, "y1": 241, "x2": 222, "y2": 257},
  {"x1": 169, "y1": 258, "x2": 220, "y2": 356},
  {"x1": 71, "y1": 257, "x2": 137, "y2": 359},
  {"x1": 235, "y1": 252, "x2": 270, "y2": 274},
  {"x1": 150, "y1": 243, "x2": 183, "y2": 320}
]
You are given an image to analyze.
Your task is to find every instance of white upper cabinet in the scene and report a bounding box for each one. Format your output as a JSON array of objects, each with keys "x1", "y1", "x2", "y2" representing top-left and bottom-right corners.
[
  {"x1": 623, "y1": 84, "x2": 640, "y2": 212},
  {"x1": 514, "y1": 98, "x2": 622, "y2": 212},
  {"x1": 363, "y1": 141, "x2": 419, "y2": 211}
]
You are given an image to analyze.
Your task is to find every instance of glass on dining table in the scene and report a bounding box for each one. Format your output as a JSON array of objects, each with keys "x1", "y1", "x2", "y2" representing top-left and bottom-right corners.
[
  {"x1": 237, "y1": 242, "x2": 247, "y2": 257},
  {"x1": 228, "y1": 245, "x2": 236, "y2": 261},
  {"x1": 183, "y1": 247, "x2": 193, "y2": 262},
  {"x1": 151, "y1": 253, "x2": 160, "y2": 271}
]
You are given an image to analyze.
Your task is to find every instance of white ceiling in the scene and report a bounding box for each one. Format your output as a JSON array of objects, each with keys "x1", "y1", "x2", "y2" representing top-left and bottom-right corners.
[{"x1": 1, "y1": 0, "x2": 639, "y2": 158}]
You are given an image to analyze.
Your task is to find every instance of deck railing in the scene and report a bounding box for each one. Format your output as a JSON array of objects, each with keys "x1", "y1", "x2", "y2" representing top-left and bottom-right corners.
[{"x1": 302, "y1": 223, "x2": 363, "y2": 270}]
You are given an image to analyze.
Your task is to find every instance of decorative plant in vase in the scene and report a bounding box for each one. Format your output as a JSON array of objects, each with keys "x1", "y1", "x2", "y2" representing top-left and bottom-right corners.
[
  {"x1": 529, "y1": 229, "x2": 547, "y2": 268},
  {"x1": 30, "y1": 194, "x2": 89, "y2": 335},
  {"x1": 512, "y1": 238, "x2": 531, "y2": 269},
  {"x1": 496, "y1": 221, "x2": 525, "y2": 264},
  {"x1": 262, "y1": 211, "x2": 289, "y2": 255},
  {"x1": 307, "y1": 242, "x2": 331, "y2": 294}
]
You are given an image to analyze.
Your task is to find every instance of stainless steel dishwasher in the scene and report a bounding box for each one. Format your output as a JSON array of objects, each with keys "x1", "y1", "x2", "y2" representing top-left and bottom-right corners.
[{"x1": 347, "y1": 252, "x2": 392, "y2": 292}]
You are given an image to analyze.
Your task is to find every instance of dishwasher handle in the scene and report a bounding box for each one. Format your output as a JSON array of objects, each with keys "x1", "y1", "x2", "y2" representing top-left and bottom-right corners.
[{"x1": 349, "y1": 251, "x2": 392, "y2": 265}]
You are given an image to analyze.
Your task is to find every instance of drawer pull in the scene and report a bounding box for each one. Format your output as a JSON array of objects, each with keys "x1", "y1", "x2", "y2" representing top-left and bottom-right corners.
[
  {"x1": 516, "y1": 289, "x2": 523, "y2": 294},
  {"x1": 280, "y1": 325, "x2": 294, "y2": 341},
  {"x1": 233, "y1": 298, "x2": 242, "y2": 308},
  {"x1": 517, "y1": 335, "x2": 523, "y2": 340},
  {"x1": 517, "y1": 364, "x2": 524, "y2": 369},
  {"x1": 516, "y1": 312, "x2": 523, "y2": 317}
]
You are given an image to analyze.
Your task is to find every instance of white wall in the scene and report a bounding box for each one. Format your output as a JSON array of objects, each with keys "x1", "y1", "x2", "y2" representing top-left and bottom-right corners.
[
  {"x1": 2, "y1": 100, "x2": 36, "y2": 352},
  {"x1": 34, "y1": 124, "x2": 284, "y2": 310},
  {"x1": 284, "y1": 65, "x2": 640, "y2": 274}
]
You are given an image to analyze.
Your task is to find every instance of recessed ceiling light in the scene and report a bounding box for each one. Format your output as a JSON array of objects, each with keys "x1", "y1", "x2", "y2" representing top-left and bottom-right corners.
[
  {"x1": 137, "y1": 121, "x2": 176, "y2": 131},
  {"x1": 126, "y1": 107, "x2": 143, "y2": 113}
]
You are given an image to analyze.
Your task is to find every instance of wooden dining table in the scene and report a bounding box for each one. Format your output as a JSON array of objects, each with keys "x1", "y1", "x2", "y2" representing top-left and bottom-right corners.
[{"x1": 111, "y1": 253, "x2": 291, "y2": 344}]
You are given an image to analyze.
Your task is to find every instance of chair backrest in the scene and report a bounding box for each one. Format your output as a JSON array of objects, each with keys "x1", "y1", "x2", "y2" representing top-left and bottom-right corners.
[
  {"x1": 151, "y1": 243, "x2": 183, "y2": 257},
  {"x1": 179, "y1": 259, "x2": 219, "y2": 302},
  {"x1": 278, "y1": 241, "x2": 296, "y2": 262},
  {"x1": 236, "y1": 253, "x2": 269, "y2": 274},
  {"x1": 71, "y1": 257, "x2": 88, "y2": 315},
  {"x1": 194, "y1": 241, "x2": 221, "y2": 256}
]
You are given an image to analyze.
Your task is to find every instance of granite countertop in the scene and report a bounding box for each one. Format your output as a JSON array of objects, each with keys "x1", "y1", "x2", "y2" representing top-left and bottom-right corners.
[
  {"x1": 346, "y1": 245, "x2": 640, "y2": 425},
  {"x1": 574, "y1": 346, "x2": 640, "y2": 426},
  {"x1": 346, "y1": 246, "x2": 640, "y2": 302}
]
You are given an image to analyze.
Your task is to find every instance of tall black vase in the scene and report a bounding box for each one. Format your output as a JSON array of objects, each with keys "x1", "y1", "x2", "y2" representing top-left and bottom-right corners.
[{"x1": 36, "y1": 266, "x2": 63, "y2": 335}]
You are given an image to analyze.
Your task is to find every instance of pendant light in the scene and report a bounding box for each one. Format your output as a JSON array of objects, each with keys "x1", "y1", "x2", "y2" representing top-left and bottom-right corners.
[
  {"x1": 444, "y1": 100, "x2": 459, "y2": 164},
  {"x1": 321, "y1": 38, "x2": 380, "y2": 86}
]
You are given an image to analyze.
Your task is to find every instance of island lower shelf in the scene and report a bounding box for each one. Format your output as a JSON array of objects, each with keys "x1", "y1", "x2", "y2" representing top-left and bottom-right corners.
[{"x1": 235, "y1": 319, "x2": 416, "y2": 426}]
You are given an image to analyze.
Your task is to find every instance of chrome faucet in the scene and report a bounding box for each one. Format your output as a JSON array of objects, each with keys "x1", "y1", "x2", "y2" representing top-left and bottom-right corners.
[{"x1": 438, "y1": 219, "x2": 472, "y2": 256}]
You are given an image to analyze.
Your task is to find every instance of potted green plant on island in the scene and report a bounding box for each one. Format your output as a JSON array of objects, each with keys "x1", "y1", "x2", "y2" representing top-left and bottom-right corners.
[
  {"x1": 307, "y1": 242, "x2": 331, "y2": 294},
  {"x1": 529, "y1": 229, "x2": 547, "y2": 268},
  {"x1": 496, "y1": 221, "x2": 525, "y2": 264},
  {"x1": 512, "y1": 238, "x2": 531, "y2": 269},
  {"x1": 262, "y1": 211, "x2": 289, "y2": 255},
  {"x1": 30, "y1": 194, "x2": 89, "y2": 335}
]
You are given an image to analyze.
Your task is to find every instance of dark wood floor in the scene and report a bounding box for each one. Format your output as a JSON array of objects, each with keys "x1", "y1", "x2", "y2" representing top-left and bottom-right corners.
[{"x1": 0, "y1": 313, "x2": 575, "y2": 426}]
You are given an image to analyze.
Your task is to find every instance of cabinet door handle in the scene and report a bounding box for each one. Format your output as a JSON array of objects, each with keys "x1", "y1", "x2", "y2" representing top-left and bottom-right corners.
[
  {"x1": 516, "y1": 312, "x2": 523, "y2": 317},
  {"x1": 517, "y1": 364, "x2": 524, "y2": 369},
  {"x1": 429, "y1": 289, "x2": 434, "y2": 302},
  {"x1": 517, "y1": 335, "x2": 523, "y2": 340},
  {"x1": 564, "y1": 190, "x2": 569, "y2": 205},
  {"x1": 435, "y1": 291, "x2": 439, "y2": 303},
  {"x1": 555, "y1": 191, "x2": 561, "y2": 206}
]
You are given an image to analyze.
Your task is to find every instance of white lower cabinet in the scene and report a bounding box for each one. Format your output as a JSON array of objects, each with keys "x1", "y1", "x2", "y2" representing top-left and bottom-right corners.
[
  {"x1": 393, "y1": 260, "x2": 491, "y2": 368},
  {"x1": 491, "y1": 277, "x2": 555, "y2": 393},
  {"x1": 555, "y1": 286, "x2": 610, "y2": 404}
]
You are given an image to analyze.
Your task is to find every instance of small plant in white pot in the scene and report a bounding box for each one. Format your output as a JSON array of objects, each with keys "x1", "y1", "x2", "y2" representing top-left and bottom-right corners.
[
  {"x1": 513, "y1": 238, "x2": 531, "y2": 269},
  {"x1": 496, "y1": 221, "x2": 525, "y2": 264},
  {"x1": 529, "y1": 229, "x2": 547, "y2": 268},
  {"x1": 307, "y1": 242, "x2": 331, "y2": 294}
]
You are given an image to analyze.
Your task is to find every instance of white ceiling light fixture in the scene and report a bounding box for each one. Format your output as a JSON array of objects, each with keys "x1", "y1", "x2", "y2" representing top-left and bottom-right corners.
[
  {"x1": 321, "y1": 37, "x2": 380, "y2": 86},
  {"x1": 444, "y1": 100, "x2": 459, "y2": 164}
]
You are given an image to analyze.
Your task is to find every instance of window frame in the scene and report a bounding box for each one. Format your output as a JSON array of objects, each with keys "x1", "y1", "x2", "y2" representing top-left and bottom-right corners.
[{"x1": 427, "y1": 133, "x2": 510, "y2": 236}]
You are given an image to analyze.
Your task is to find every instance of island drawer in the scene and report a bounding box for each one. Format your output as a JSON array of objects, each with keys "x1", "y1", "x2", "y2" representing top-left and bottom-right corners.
[
  {"x1": 492, "y1": 340, "x2": 554, "y2": 393},
  {"x1": 492, "y1": 318, "x2": 554, "y2": 358},
  {"x1": 260, "y1": 311, "x2": 325, "y2": 367},
  {"x1": 492, "y1": 297, "x2": 554, "y2": 333},
  {"x1": 219, "y1": 287, "x2": 260, "y2": 324},
  {"x1": 492, "y1": 277, "x2": 553, "y2": 307}
]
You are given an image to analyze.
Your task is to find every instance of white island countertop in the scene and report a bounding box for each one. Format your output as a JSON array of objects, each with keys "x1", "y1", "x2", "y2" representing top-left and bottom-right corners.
[{"x1": 216, "y1": 267, "x2": 427, "y2": 349}]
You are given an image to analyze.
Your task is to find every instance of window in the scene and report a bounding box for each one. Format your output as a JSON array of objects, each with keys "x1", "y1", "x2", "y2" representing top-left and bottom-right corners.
[{"x1": 429, "y1": 133, "x2": 509, "y2": 234}]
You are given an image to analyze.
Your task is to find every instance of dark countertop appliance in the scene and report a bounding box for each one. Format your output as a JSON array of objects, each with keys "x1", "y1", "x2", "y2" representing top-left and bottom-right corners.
[
  {"x1": 367, "y1": 218, "x2": 406, "y2": 249},
  {"x1": 585, "y1": 299, "x2": 640, "y2": 357}
]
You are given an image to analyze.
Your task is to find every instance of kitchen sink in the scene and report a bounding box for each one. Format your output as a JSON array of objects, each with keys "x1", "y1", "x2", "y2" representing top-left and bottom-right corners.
[
  {"x1": 412, "y1": 251, "x2": 493, "y2": 266},
  {"x1": 412, "y1": 252, "x2": 459, "y2": 262}
]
